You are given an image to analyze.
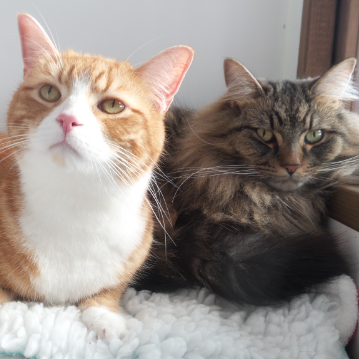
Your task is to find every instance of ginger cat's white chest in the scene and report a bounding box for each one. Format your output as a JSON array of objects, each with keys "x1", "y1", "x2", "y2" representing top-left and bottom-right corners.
[{"x1": 19, "y1": 154, "x2": 150, "y2": 304}]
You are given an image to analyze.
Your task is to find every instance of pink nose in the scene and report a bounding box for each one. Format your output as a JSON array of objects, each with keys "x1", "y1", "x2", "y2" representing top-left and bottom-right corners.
[
  {"x1": 282, "y1": 165, "x2": 301, "y2": 174},
  {"x1": 57, "y1": 114, "x2": 82, "y2": 135}
]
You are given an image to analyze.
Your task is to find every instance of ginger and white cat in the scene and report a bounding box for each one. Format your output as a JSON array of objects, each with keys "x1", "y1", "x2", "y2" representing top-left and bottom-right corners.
[{"x1": 0, "y1": 13, "x2": 193, "y2": 339}]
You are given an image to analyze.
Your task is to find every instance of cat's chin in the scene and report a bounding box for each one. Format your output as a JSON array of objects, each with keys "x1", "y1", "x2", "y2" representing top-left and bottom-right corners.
[
  {"x1": 48, "y1": 142, "x2": 94, "y2": 173},
  {"x1": 50, "y1": 141, "x2": 81, "y2": 157},
  {"x1": 266, "y1": 178, "x2": 305, "y2": 192}
]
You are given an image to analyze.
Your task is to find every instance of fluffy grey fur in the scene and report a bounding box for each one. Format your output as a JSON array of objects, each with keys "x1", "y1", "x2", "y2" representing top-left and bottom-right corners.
[{"x1": 133, "y1": 58, "x2": 359, "y2": 306}]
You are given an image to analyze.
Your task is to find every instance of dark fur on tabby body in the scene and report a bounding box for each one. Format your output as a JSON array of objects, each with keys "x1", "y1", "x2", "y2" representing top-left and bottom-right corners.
[{"x1": 134, "y1": 58, "x2": 359, "y2": 306}]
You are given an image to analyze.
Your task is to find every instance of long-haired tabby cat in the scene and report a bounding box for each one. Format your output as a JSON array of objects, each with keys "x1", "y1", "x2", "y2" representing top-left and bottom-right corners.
[
  {"x1": 0, "y1": 13, "x2": 193, "y2": 339},
  {"x1": 134, "y1": 57, "x2": 359, "y2": 306}
]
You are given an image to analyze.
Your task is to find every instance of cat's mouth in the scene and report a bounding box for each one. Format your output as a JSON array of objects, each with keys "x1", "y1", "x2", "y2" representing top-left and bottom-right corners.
[
  {"x1": 266, "y1": 177, "x2": 306, "y2": 191},
  {"x1": 50, "y1": 141, "x2": 81, "y2": 158}
]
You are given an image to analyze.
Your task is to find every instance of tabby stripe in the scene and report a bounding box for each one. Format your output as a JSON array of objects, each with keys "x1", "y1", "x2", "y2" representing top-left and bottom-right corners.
[
  {"x1": 274, "y1": 110, "x2": 283, "y2": 125},
  {"x1": 328, "y1": 130, "x2": 347, "y2": 140},
  {"x1": 302, "y1": 108, "x2": 311, "y2": 128},
  {"x1": 216, "y1": 126, "x2": 246, "y2": 139},
  {"x1": 67, "y1": 64, "x2": 76, "y2": 79},
  {"x1": 309, "y1": 113, "x2": 314, "y2": 130},
  {"x1": 102, "y1": 79, "x2": 114, "y2": 93},
  {"x1": 269, "y1": 114, "x2": 274, "y2": 130},
  {"x1": 57, "y1": 68, "x2": 65, "y2": 84},
  {"x1": 94, "y1": 71, "x2": 106, "y2": 84},
  {"x1": 22, "y1": 87, "x2": 35, "y2": 92}
]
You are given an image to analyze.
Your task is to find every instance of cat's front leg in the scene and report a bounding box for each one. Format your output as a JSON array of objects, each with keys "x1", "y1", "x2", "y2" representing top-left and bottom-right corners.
[
  {"x1": 79, "y1": 286, "x2": 127, "y2": 341},
  {"x1": 0, "y1": 288, "x2": 13, "y2": 305}
]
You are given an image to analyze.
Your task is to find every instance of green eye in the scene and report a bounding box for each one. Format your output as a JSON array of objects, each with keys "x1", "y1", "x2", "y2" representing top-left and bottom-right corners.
[
  {"x1": 39, "y1": 85, "x2": 61, "y2": 102},
  {"x1": 256, "y1": 128, "x2": 274, "y2": 143},
  {"x1": 305, "y1": 129, "x2": 324, "y2": 144},
  {"x1": 99, "y1": 99, "x2": 125, "y2": 114}
]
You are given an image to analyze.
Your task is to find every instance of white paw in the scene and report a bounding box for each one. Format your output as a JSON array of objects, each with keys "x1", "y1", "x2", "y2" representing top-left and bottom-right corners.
[{"x1": 81, "y1": 306, "x2": 127, "y2": 341}]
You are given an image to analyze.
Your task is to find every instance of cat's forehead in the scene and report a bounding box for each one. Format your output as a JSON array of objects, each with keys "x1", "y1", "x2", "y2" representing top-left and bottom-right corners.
[
  {"x1": 32, "y1": 50, "x2": 138, "y2": 94},
  {"x1": 249, "y1": 79, "x2": 337, "y2": 131},
  {"x1": 261, "y1": 80, "x2": 311, "y2": 113}
]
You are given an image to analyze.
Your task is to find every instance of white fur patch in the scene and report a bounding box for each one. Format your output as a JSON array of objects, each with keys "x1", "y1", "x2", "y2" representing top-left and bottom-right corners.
[
  {"x1": 81, "y1": 306, "x2": 127, "y2": 341},
  {"x1": 19, "y1": 151, "x2": 150, "y2": 304},
  {"x1": 17, "y1": 78, "x2": 152, "y2": 305}
]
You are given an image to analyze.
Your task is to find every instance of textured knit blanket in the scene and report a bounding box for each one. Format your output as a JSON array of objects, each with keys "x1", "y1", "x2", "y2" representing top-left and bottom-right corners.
[{"x1": 0, "y1": 275, "x2": 356, "y2": 359}]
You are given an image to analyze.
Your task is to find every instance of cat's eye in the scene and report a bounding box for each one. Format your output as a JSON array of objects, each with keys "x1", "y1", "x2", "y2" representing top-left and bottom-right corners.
[
  {"x1": 256, "y1": 129, "x2": 274, "y2": 143},
  {"x1": 305, "y1": 129, "x2": 324, "y2": 144},
  {"x1": 39, "y1": 85, "x2": 61, "y2": 102},
  {"x1": 99, "y1": 99, "x2": 125, "y2": 114}
]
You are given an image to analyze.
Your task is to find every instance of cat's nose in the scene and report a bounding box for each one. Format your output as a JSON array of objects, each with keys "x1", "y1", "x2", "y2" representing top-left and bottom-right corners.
[
  {"x1": 282, "y1": 164, "x2": 301, "y2": 174},
  {"x1": 57, "y1": 114, "x2": 83, "y2": 135}
]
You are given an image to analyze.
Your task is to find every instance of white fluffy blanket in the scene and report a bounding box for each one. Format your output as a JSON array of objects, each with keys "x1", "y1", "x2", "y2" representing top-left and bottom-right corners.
[{"x1": 0, "y1": 275, "x2": 356, "y2": 359}]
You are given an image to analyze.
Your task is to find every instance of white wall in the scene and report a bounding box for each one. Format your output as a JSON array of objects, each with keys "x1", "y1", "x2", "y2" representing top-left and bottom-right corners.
[{"x1": 0, "y1": 0, "x2": 303, "y2": 131}]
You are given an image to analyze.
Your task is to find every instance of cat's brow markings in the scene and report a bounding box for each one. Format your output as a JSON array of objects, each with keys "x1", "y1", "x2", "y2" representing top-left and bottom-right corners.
[
  {"x1": 273, "y1": 110, "x2": 283, "y2": 126},
  {"x1": 102, "y1": 79, "x2": 115, "y2": 93},
  {"x1": 308, "y1": 112, "x2": 314, "y2": 130},
  {"x1": 93, "y1": 71, "x2": 106, "y2": 85},
  {"x1": 66, "y1": 64, "x2": 76, "y2": 80},
  {"x1": 301, "y1": 108, "x2": 311, "y2": 129},
  {"x1": 94, "y1": 69, "x2": 115, "y2": 93}
]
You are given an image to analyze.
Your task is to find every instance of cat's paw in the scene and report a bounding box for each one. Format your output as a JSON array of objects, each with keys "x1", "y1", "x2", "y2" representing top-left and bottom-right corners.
[{"x1": 81, "y1": 306, "x2": 127, "y2": 341}]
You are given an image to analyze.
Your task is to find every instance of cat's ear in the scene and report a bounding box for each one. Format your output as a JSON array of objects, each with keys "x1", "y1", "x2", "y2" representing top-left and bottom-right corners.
[
  {"x1": 223, "y1": 58, "x2": 264, "y2": 102},
  {"x1": 17, "y1": 13, "x2": 59, "y2": 78},
  {"x1": 137, "y1": 46, "x2": 194, "y2": 113},
  {"x1": 312, "y1": 58, "x2": 358, "y2": 101}
]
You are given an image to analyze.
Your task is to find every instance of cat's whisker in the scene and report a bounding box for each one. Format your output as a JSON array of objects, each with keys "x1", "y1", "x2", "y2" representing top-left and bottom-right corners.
[
  {"x1": 0, "y1": 138, "x2": 27, "y2": 149},
  {"x1": 7, "y1": 124, "x2": 32, "y2": 128},
  {"x1": 152, "y1": 181, "x2": 173, "y2": 224},
  {"x1": 171, "y1": 167, "x2": 260, "y2": 180},
  {"x1": 106, "y1": 161, "x2": 132, "y2": 187},
  {"x1": 168, "y1": 164, "x2": 259, "y2": 175},
  {"x1": 0, "y1": 139, "x2": 29, "y2": 154},
  {"x1": 108, "y1": 156, "x2": 141, "y2": 184},
  {"x1": 23, "y1": 34, "x2": 63, "y2": 71},
  {"x1": 0, "y1": 146, "x2": 27, "y2": 166},
  {"x1": 97, "y1": 161, "x2": 121, "y2": 188},
  {"x1": 171, "y1": 166, "x2": 262, "y2": 201},
  {"x1": 147, "y1": 186, "x2": 173, "y2": 237},
  {"x1": 109, "y1": 155, "x2": 144, "y2": 187},
  {"x1": 109, "y1": 140, "x2": 175, "y2": 185},
  {"x1": 107, "y1": 143, "x2": 175, "y2": 241},
  {"x1": 145, "y1": 195, "x2": 176, "y2": 249},
  {"x1": 147, "y1": 180, "x2": 174, "y2": 228},
  {"x1": 125, "y1": 35, "x2": 171, "y2": 63},
  {"x1": 30, "y1": 1, "x2": 62, "y2": 53},
  {"x1": 320, "y1": 155, "x2": 359, "y2": 171},
  {"x1": 22, "y1": 39, "x2": 62, "y2": 72},
  {"x1": 91, "y1": 158, "x2": 103, "y2": 187},
  {"x1": 184, "y1": 117, "x2": 214, "y2": 146},
  {"x1": 108, "y1": 35, "x2": 172, "y2": 85}
]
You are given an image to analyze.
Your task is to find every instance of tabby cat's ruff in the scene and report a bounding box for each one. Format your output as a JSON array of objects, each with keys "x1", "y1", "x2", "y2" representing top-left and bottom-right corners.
[{"x1": 134, "y1": 58, "x2": 358, "y2": 306}]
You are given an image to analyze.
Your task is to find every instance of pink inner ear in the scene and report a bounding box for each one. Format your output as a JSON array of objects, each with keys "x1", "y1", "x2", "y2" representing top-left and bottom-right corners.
[
  {"x1": 137, "y1": 46, "x2": 194, "y2": 113},
  {"x1": 17, "y1": 13, "x2": 58, "y2": 76}
]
